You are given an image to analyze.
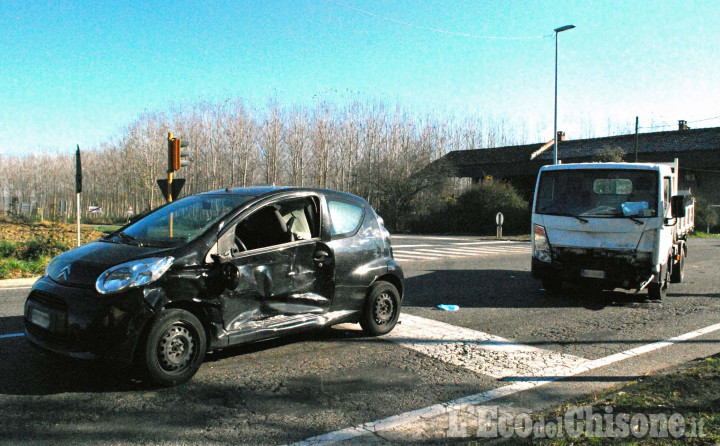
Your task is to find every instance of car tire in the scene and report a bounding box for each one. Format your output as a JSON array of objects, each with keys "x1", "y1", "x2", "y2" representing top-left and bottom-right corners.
[
  {"x1": 360, "y1": 281, "x2": 401, "y2": 336},
  {"x1": 138, "y1": 309, "x2": 206, "y2": 387}
]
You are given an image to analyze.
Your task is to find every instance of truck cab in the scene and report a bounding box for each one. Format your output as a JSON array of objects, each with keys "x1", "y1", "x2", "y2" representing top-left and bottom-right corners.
[{"x1": 531, "y1": 161, "x2": 693, "y2": 299}]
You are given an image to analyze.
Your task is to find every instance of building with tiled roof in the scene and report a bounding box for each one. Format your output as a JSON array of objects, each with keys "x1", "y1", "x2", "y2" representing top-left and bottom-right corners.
[{"x1": 440, "y1": 122, "x2": 720, "y2": 203}]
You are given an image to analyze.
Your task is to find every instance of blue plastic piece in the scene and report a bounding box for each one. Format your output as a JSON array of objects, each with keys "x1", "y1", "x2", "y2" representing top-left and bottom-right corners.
[{"x1": 437, "y1": 304, "x2": 459, "y2": 311}]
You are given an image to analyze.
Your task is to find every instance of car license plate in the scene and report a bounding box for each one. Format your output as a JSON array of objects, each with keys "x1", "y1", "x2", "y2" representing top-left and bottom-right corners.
[
  {"x1": 30, "y1": 308, "x2": 51, "y2": 329},
  {"x1": 581, "y1": 269, "x2": 606, "y2": 279}
]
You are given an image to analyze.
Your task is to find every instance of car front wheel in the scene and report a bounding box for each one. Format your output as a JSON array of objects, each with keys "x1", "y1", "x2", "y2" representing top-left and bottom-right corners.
[
  {"x1": 360, "y1": 281, "x2": 401, "y2": 336},
  {"x1": 138, "y1": 308, "x2": 206, "y2": 387}
]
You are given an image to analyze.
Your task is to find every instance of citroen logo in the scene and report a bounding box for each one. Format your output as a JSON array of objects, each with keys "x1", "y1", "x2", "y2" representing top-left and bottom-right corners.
[{"x1": 58, "y1": 265, "x2": 71, "y2": 281}]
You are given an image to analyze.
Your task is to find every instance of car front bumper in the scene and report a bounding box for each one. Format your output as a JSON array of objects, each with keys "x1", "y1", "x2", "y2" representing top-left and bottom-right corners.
[{"x1": 24, "y1": 276, "x2": 154, "y2": 367}]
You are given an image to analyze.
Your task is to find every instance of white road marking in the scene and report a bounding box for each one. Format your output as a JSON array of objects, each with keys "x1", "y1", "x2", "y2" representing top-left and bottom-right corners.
[
  {"x1": 392, "y1": 241, "x2": 520, "y2": 248},
  {"x1": 391, "y1": 236, "x2": 484, "y2": 241},
  {"x1": 386, "y1": 315, "x2": 586, "y2": 379},
  {"x1": 392, "y1": 241, "x2": 530, "y2": 263},
  {"x1": 410, "y1": 249, "x2": 475, "y2": 257},
  {"x1": 414, "y1": 248, "x2": 479, "y2": 257},
  {"x1": 393, "y1": 251, "x2": 450, "y2": 258},
  {"x1": 295, "y1": 320, "x2": 720, "y2": 445},
  {"x1": 0, "y1": 286, "x2": 33, "y2": 291}
]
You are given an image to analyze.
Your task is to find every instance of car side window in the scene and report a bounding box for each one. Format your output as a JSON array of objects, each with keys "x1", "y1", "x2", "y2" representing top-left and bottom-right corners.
[
  {"x1": 276, "y1": 197, "x2": 319, "y2": 241},
  {"x1": 232, "y1": 197, "x2": 320, "y2": 254},
  {"x1": 328, "y1": 200, "x2": 364, "y2": 237}
]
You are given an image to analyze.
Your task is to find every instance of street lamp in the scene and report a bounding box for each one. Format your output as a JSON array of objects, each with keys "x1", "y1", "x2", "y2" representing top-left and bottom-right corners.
[{"x1": 553, "y1": 24, "x2": 575, "y2": 165}]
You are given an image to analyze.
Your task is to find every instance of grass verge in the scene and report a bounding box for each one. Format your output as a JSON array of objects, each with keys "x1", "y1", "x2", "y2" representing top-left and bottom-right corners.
[
  {"x1": 689, "y1": 231, "x2": 720, "y2": 238},
  {"x1": 0, "y1": 220, "x2": 104, "y2": 279},
  {"x1": 528, "y1": 355, "x2": 720, "y2": 445},
  {"x1": 0, "y1": 256, "x2": 49, "y2": 278}
]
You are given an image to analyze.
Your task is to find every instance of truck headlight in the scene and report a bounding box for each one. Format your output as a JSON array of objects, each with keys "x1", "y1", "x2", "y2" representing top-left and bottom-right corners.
[
  {"x1": 96, "y1": 257, "x2": 174, "y2": 294},
  {"x1": 533, "y1": 224, "x2": 552, "y2": 263}
]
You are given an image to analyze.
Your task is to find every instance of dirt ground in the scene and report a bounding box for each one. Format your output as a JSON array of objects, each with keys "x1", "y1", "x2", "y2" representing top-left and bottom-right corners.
[{"x1": 0, "y1": 220, "x2": 105, "y2": 246}]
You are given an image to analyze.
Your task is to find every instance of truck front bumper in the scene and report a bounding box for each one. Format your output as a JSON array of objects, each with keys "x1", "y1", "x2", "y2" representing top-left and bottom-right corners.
[{"x1": 532, "y1": 248, "x2": 654, "y2": 290}]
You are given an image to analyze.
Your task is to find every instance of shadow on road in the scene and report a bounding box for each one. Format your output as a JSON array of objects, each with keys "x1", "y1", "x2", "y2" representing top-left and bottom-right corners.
[
  {"x1": 0, "y1": 316, "x2": 145, "y2": 395},
  {"x1": 404, "y1": 269, "x2": 658, "y2": 311},
  {"x1": 0, "y1": 314, "x2": 373, "y2": 397}
]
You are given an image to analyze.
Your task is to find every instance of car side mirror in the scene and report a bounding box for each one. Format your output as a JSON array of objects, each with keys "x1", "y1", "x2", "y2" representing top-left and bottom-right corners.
[
  {"x1": 210, "y1": 254, "x2": 241, "y2": 290},
  {"x1": 670, "y1": 195, "x2": 686, "y2": 219},
  {"x1": 222, "y1": 262, "x2": 241, "y2": 291}
]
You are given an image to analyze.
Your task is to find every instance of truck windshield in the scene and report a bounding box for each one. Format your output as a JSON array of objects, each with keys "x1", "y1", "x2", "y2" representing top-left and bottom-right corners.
[
  {"x1": 112, "y1": 194, "x2": 254, "y2": 247},
  {"x1": 535, "y1": 169, "x2": 658, "y2": 218}
]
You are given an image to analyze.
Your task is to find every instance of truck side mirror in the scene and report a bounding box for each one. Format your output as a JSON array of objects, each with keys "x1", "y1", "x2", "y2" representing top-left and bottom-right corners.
[{"x1": 670, "y1": 195, "x2": 686, "y2": 219}]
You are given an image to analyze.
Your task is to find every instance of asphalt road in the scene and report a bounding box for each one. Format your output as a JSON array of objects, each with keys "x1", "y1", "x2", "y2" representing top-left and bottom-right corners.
[{"x1": 0, "y1": 236, "x2": 719, "y2": 445}]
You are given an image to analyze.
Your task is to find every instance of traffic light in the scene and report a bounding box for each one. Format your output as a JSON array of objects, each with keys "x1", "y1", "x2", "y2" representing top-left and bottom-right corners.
[{"x1": 167, "y1": 137, "x2": 191, "y2": 172}]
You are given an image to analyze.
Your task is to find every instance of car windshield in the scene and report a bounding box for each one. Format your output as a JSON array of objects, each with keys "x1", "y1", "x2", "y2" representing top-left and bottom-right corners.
[
  {"x1": 535, "y1": 169, "x2": 659, "y2": 218},
  {"x1": 113, "y1": 194, "x2": 254, "y2": 247}
]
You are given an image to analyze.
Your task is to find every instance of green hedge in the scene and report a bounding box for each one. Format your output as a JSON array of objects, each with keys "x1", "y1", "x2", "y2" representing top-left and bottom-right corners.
[{"x1": 406, "y1": 180, "x2": 531, "y2": 235}]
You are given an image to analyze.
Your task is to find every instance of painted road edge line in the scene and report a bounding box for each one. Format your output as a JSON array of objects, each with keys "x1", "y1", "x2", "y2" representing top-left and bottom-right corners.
[{"x1": 291, "y1": 321, "x2": 720, "y2": 445}]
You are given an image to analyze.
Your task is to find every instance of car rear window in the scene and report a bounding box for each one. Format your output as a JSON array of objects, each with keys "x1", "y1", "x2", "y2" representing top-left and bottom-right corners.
[{"x1": 328, "y1": 200, "x2": 364, "y2": 236}]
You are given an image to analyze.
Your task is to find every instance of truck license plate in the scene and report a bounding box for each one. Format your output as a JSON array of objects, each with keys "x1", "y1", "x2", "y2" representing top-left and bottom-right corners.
[
  {"x1": 581, "y1": 269, "x2": 606, "y2": 279},
  {"x1": 30, "y1": 308, "x2": 51, "y2": 329}
]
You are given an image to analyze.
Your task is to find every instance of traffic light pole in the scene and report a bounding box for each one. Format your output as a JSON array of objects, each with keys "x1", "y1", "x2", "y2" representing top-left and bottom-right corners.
[
  {"x1": 167, "y1": 132, "x2": 174, "y2": 203},
  {"x1": 167, "y1": 132, "x2": 174, "y2": 237}
]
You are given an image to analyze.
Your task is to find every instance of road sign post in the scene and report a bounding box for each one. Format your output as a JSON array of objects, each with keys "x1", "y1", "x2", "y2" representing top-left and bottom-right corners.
[
  {"x1": 75, "y1": 145, "x2": 82, "y2": 247},
  {"x1": 496, "y1": 212, "x2": 504, "y2": 239}
]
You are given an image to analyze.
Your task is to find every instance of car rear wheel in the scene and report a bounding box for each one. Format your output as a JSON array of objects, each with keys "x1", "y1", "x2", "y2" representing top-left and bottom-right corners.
[
  {"x1": 360, "y1": 281, "x2": 401, "y2": 336},
  {"x1": 138, "y1": 309, "x2": 206, "y2": 387}
]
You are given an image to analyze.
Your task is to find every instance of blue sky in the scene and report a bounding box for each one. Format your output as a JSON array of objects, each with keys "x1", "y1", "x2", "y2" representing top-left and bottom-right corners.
[{"x1": 2, "y1": 0, "x2": 719, "y2": 154}]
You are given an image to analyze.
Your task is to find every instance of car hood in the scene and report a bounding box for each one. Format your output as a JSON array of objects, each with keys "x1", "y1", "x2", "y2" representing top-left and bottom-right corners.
[
  {"x1": 46, "y1": 240, "x2": 172, "y2": 287},
  {"x1": 539, "y1": 215, "x2": 658, "y2": 251}
]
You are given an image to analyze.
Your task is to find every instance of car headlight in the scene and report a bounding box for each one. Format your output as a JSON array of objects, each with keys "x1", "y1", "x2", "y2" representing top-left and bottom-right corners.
[
  {"x1": 533, "y1": 224, "x2": 552, "y2": 263},
  {"x1": 96, "y1": 257, "x2": 174, "y2": 295}
]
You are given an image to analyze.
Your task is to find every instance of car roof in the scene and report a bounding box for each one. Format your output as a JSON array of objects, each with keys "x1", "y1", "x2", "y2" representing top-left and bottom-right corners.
[{"x1": 199, "y1": 186, "x2": 367, "y2": 205}]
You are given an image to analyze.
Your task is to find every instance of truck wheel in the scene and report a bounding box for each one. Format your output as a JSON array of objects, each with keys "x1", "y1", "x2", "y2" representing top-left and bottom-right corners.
[
  {"x1": 647, "y1": 275, "x2": 667, "y2": 300},
  {"x1": 138, "y1": 309, "x2": 206, "y2": 387},
  {"x1": 360, "y1": 281, "x2": 401, "y2": 336},
  {"x1": 670, "y1": 252, "x2": 685, "y2": 283}
]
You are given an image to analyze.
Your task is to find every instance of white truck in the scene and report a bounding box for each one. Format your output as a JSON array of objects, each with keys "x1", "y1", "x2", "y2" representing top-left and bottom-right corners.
[{"x1": 531, "y1": 160, "x2": 694, "y2": 299}]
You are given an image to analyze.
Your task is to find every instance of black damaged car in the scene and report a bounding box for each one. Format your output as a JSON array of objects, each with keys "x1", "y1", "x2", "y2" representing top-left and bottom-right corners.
[{"x1": 24, "y1": 187, "x2": 403, "y2": 386}]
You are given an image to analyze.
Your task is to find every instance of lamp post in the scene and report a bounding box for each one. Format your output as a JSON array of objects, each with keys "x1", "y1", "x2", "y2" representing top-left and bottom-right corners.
[{"x1": 554, "y1": 24, "x2": 575, "y2": 165}]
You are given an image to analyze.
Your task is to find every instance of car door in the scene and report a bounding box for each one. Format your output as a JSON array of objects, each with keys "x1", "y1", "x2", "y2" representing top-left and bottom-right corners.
[{"x1": 214, "y1": 194, "x2": 334, "y2": 333}]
